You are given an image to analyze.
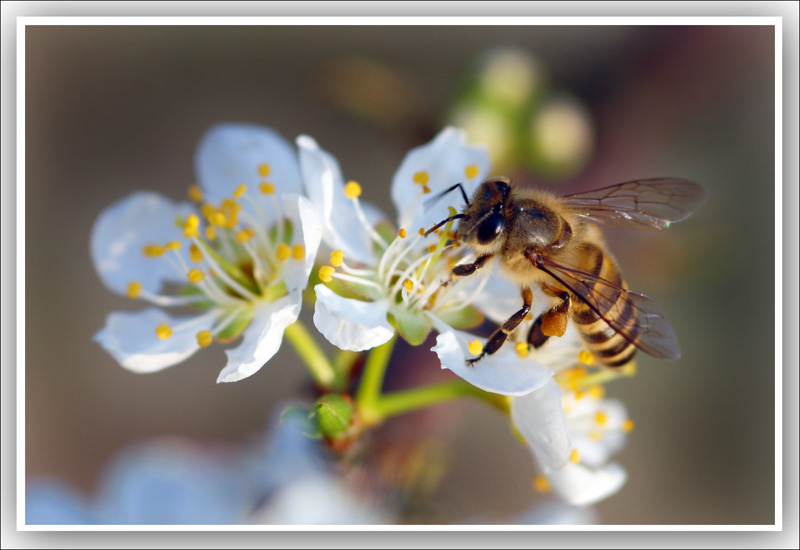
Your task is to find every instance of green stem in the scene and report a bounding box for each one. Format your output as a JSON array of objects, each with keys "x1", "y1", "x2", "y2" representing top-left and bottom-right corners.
[
  {"x1": 284, "y1": 321, "x2": 339, "y2": 389},
  {"x1": 355, "y1": 336, "x2": 397, "y2": 425},
  {"x1": 333, "y1": 349, "x2": 361, "y2": 383},
  {"x1": 376, "y1": 379, "x2": 510, "y2": 419}
]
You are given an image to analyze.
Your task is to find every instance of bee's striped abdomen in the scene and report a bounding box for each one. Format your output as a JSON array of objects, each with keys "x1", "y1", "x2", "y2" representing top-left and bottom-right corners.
[{"x1": 568, "y1": 242, "x2": 638, "y2": 367}]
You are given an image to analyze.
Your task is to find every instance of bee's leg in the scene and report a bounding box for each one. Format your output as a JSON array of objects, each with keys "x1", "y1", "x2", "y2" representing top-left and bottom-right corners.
[
  {"x1": 442, "y1": 254, "x2": 492, "y2": 287},
  {"x1": 528, "y1": 292, "x2": 570, "y2": 349},
  {"x1": 468, "y1": 287, "x2": 533, "y2": 365}
]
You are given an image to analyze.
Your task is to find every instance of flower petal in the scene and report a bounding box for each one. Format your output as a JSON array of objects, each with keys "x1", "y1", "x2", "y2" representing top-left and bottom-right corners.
[
  {"x1": 217, "y1": 291, "x2": 302, "y2": 383},
  {"x1": 94, "y1": 308, "x2": 217, "y2": 373},
  {"x1": 313, "y1": 284, "x2": 394, "y2": 351},
  {"x1": 430, "y1": 327, "x2": 553, "y2": 396},
  {"x1": 90, "y1": 192, "x2": 196, "y2": 295},
  {"x1": 297, "y1": 135, "x2": 386, "y2": 264},
  {"x1": 545, "y1": 462, "x2": 627, "y2": 507},
  {"x1": 511, "y1": 378, "x2": 571, "y2": 469},
  {"x1": 391, "y1": 126, "x2": 490, "y2": 234},
  {"x1": 276, "y1": 194, "x2": 323, "y2": 292},
  {"x1": 195, "y1": 124, "x2": 302, "y2": 225}
]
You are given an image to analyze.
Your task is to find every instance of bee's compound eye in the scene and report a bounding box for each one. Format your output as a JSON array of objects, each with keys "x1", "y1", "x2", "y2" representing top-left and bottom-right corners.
[{"x1": 477, "y1": 213, "x2": 505, "y2": 244}]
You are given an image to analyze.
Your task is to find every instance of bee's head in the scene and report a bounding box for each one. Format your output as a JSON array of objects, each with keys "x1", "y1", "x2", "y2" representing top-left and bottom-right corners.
[{"x1": 455, "y1": 177, "x2": 512, "y2": 254}]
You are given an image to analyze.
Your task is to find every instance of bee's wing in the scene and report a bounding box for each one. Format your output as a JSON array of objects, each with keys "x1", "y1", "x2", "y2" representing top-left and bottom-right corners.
[
  {"x1": 528, "y1": 252, "x2": 681, "y2": 360},
  {"x1": 561, "y1": 178, "x2": 708, "y2": 230}
]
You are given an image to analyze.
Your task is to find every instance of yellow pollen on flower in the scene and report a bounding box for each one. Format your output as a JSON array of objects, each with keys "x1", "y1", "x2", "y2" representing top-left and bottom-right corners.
[
  {"x1": 595, "y1": 411, "x2": 608, "y2": 426},
  {"x1": 155, "y1": 324, "x2": 172, "y2": 340},
  {"x1": 235, "y1": 229, "x2": 254, "y2": 243},
  {"x1": 260, "y1": 182, "x2": 276, "y2": 195},
  {"x1": 164, "y1": 241, "x2": 182, "y2": 251},
  {"x1": 412, "y1": 171, "x2": 429, "y2": 186},
  {"x1": 344, "y1": 181, "x2": 362, "y2": 199},
  {"x1": 276, "y1": 243, "x2": 292, "y2": 262},
  {"x1": 210, "y1": 210, "x2": 226, "y2": 227},
  {"x1": 183, "y1": 213, "x2": 200, "y2": 238},
  {"x1": 468, "y1": 340, "x2": 484, "y2": 356},
  {"x1": 422, "y1": 185, "x2": 431, "y2": 194},
  {"x1": 399, "y1": 228, "x2": 407, "y2": 239},
  {"x1": 418, "y1": 228, "x2": 425, "y2": 236},
  {"x1": 292, "y1": 244, "x2": 306, "y2": 260},
  {"x1": 330, "y1": 250, "x2": 344, "y2": 267},
  {"x1": 319, "y1": 265, "x2": 335, "y2": 283},
  {"x1": 127, "y1": 281, "x2": 143, "y2": 299},
  {"x1": 403, "y1": 279, "x2": 414, "y2": 291},
  {"x1": 258, "y1": 163, "x2": 271, "y2": 178},
  {"x1": 189, "y1": 244, "x2": 203, "y2": 263},
  {"x1": 188, "y1": 184, "x2": 203, "y2": 203},
  {"x1": 427, "y1": 244, "x2": 437, "y2": 254},
  {"x1": 623, "y1": 419, "x2": 635, "y2": 433},
  {"x1": 578, "y1": 350, "x2": 595, "y2": 365},
  {"x1": 187, "y1": 268, "x2": 205, "y2": 283},
  {"x1": 589, "y1": 385, "x2": 605, "y2": 400},
  {"x1": 570, "y1": 449, "x2": 580, "y2": 464},
  {"x1": 196, "y1": 330, "x2": 213, "y2": 348},
  {"x1": 143, "y1": 244, "x2": 165, "y2": 257},
  {"x1": 465, "y1": 164, "x2": 480, "y2": 180},
  {"x1": 574, "y1": 389, "x2": 586, "y2": 400},
  {"x1": 515, "y1": 342, "x2": 530, "y2": 358},
  {"x1": 205, "y1": 225, "x2": 217, "y2": 241},
  {"x1": 233, "y1": 184, "x2": 248, "y2": 199},
  {"x1": 532, "y1": 475, "x2": 551, "y2": 493}
]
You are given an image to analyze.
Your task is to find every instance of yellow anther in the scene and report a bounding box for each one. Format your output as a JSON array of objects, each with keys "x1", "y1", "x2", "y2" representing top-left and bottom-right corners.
[
  {"x1": 532, "y1": 475, "x2": 551, "y2": 493},
  {"x1": 567, "y1": 366, "x2": 588, "y2": 379},
  {"x1": 590, "y1": 431, "x2": 603, "y2": 442},
  {"x1": 189, "y1": 244, "x2": 203, "y2": 264},
  {"x1": 403, "y1": 279, "x2": 414, "y2": 291},
  {"x1": 185, "y1": 214, "x2": 199, "y2": 229},
  {"x1": 210, "y1": 211, "x2": 226, "y2": 227},
  {"x1": 221, "y1": 198, "x2": 239, "y2": 210},
  {"x1": 155, "y1": 324, "x2": 172, "y2": 340},
  {"x1": 224, "y1": 215, "x2": 239, "y2": 230},
  {"x1": 570, "y1": 449, "x2": 580, "y2": 464},
  {"x1": 399, "y1": 228, "x2": 407, "y2": 239},
  {"x1": 422, "y1": 185, "x2": 431, "y2": 194},
  {"x1": 588, "y1": 385, "x2": 605, "y2": 400},
  {"x1": 515, "y1": 342, "x2": 530, "y2": 358},
  {"x1": 595, "y1": 410, "x2": 608, "y2": 426},
  {"x1": 184, "y1": 226, "x2": 199, "y2": 238},
  {"x1": 164, "y1": 241, "x2": 182, "y2": 251},
  {"x1": 235, "y1": 229, "x2": 254, "y2": 243},
  {"x1": 623, "y1": 419, "x2": 635, "y2": 433},
  {"x1": 574, "y1": 389, "x2": 586, "y2": 400},
  {"x1": 427, "y1": 244, "x2": 437, "y2": 254},
  {"x1": 330, "y1": 250, "x2": 344, "y2": 267},
  {"x1": 187, "y1": 268, "x2": 205, "y2": 283},
  {"x1": 260, "y1": 182, "x2": 276, "y2": 195},
  {"x1": 233, "y1": 184, "x2": 248, "y2": 199},
  {"x1": 201, "y1": 203, "x2": 215, "y2": 218},
  {"x1": 143, "y1": 244, "x2": 165, "y2": 257},
  {"x1": 578, "y1": 350, "x2": 595, "y2": 365},
  {"x1": 196, "y1": 330, "x2": 213, "y2": 348},
  {"x1": 418, "y1": 228, "x2": 425, "y2": 236},
  {"x1": 276, "y1": 243, "x2": 292, "y2": 262},
  {"x1": 292, "y1": 244, "x2": 306, "y2": 260},
  {"x1": 258, "y1": 163, "x2": 272, "y2": 178},
  {"x1": 127, "y1": 281, "x2": 143, "y2": 299},
  {"x1": 448, "y1": 206, "x2": 458, "y2": 217},
  {"x1": 205, "y1": 225, "x2": 217, "y2": 241},
  {"x1": 188, "y1": 184, "x2": 203, "y2": 203},
  {"x1": 344, "y1": 181, "x2": 362, "y2": 199},
  {"x1": 468, "y1": 340, "x2": 484, "y2": 356},
  {"x1": 412, "y1": 171, "x2": 429, "y2": 186},
  {"x1": 465, "y1": 164, "x2": 480, "y2": 180},
  {"x1": 319, "y1": 265, "x2": 335, "y2": 283}
]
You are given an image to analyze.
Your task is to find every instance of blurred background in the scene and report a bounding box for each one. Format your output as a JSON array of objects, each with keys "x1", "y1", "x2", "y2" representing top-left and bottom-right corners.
[{"x1": 25, "y1": 24, "x2": 775, "y2": 524}]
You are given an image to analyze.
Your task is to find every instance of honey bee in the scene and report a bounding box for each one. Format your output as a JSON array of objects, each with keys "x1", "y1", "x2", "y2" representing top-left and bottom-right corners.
[{"x1": 427, "y1": 177, "x2": 708, "y2": 367}]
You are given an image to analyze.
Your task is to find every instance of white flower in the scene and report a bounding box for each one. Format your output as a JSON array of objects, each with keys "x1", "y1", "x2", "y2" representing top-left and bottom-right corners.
[
  {"x1": 91, "y1": 124, "x2": 321, "y2": 383},
  {"x1": 298, "y1": 127, "x2": 553, "y2": 396}
]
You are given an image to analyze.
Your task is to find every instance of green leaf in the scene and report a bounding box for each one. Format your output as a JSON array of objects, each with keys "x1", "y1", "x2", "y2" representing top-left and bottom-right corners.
[
  {"x1": 215, "y1": 308, "x2": 255, "y2": 342},
  {"x1": 310, "y1": 394, "x2": 353, "y2": 439},
  {"x1": 436, "y1": 305, "x2": 485, "y2": 330},
  {"x1": 389, "y1": 307, "x2": 431, "y2": 346}
]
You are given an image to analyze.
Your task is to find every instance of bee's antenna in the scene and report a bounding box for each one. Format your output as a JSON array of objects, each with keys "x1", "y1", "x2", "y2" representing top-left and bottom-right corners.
[
  {"x1": 424, "y1": 213, "x2": 465, "y2": 237},
  {"x1": 424, "y1": 183, "x2": 471, "y2": 211}
]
